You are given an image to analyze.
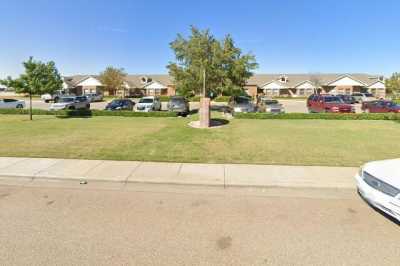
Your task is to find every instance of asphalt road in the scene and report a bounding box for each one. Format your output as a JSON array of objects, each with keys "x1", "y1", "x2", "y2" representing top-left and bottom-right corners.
[{"x1": 0, "y1": 182, "x2": 399, "y2": 265}]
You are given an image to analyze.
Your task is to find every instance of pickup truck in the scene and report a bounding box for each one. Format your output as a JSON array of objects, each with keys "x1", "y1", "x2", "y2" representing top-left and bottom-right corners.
[{"x1": 41, "y1": 91, "x2": 72, "y2": 103}]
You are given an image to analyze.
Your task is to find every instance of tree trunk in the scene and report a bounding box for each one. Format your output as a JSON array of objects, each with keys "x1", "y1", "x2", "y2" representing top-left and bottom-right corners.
[{"x1": 29, "y1": 92, "x2": 33, "y2": 121}]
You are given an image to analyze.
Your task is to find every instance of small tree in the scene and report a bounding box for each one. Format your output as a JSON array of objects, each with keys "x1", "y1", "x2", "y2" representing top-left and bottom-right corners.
[
  {"x1": 310, "y1": 74, "x2": 323, "y2": 94},
  {"x1": 99, "y1": 67, "x2": 127, "y2": 97},
  {"x1": 167, "y1": 26, "x2": 258, "y2": 97},
  {"x1": 0, "y1": 57, "x2": 63, "y2": 120},
  {"x1": 385, "y1": 73, "x2": 400, "y2": 96}
]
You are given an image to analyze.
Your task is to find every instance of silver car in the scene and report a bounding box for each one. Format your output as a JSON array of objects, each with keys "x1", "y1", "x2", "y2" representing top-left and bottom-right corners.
[
  {"x1": 84, "y1": 93, "x2": 103, "y2": 102},
  {"x1": 257, "y1": 98, "x2": 285, "y2": 113},
  {"x1": 227, "y1": 96, "x2": 257, "y2": 115},
  {"x1": 0, "y1": 98, "x2": 25, "y2": 109},
  {"x1": 49, "y1": 96, "x2": 90, "y2": 111}
]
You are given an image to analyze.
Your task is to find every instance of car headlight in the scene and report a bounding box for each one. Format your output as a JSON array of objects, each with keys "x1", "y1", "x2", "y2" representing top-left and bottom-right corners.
[
  {"x1": 358, "y1": 166, "x2": 364, "y2": 177},
  {"x1": 363, "y1": 171, "x2": 400, "y2": 197}
]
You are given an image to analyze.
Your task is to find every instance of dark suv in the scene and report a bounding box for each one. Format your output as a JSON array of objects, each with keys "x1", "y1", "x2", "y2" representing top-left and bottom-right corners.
[
  {"x1": 105, "y1": 99, "x2": 135, "y2": 111},
  {"x1": 307, "y1": 94, "x2": 355, "y2": 113}
]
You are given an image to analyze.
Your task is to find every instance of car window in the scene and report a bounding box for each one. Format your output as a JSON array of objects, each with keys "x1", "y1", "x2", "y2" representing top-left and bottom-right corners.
[
  {"x1": 235, "y1": 97, "x2": 250, "y2": 104},
  {"x1": 324, "y1": 96, "x2": 343, "y2": 103},
  {"x1": 59, "y1": 97, "x2": 75, "y2": 103},
  {"x1": 3, "y1": 99, "x2": 17, "y2": 103},
  {"x1": 139, "y1": 98, "x2": 153, "y2": 103}
]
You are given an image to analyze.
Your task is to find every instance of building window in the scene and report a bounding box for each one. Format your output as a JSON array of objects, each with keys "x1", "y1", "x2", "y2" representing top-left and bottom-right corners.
[{"x1": 298, "y1": 89, "x2": 305, "y2": 96}]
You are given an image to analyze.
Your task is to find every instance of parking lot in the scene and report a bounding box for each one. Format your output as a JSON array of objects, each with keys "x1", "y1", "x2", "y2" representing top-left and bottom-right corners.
[{"x1": 22, "y1": 98, "x2": 364, "y2": 113}]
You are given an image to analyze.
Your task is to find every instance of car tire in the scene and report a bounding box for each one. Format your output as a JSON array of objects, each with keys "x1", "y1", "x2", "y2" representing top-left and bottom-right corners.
[
  {"x1": 45, "y1": 100, "x2": 49, "y2": 103},
  {"x1": 16, "y1": 104, "x2": 23, "y2": 109},
  {"x1": 68, "y1": 106, "x2": 75, "y2": 110}
]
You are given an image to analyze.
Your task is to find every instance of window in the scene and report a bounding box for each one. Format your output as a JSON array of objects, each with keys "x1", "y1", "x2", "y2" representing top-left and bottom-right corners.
[
  {"x1": 279, "y1": 75, "x2": 288, "y2": 83},
  {"x1": 298, "y1": 89, "x2": 305, "y2": 96}
]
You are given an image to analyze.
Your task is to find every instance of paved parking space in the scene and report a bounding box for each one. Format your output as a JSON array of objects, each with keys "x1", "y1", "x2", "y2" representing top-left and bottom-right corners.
[{"x1": 18, "y1": 98, "x2": 365, "y2": 113}]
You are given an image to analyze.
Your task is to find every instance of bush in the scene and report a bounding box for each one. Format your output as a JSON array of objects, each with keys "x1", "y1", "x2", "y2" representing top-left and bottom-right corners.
[
  {"x1": 234, "y1": 112, "x2": 400, "y2": 121},
  {"x1": 0, "y1": 108, "x2": 178, "y2": 118},
  {"x1": 189, "y1": 96, "x2": 201, "y2": 102},
  {"x1": 213, "y1": 96, "x2": 230, "y2": 102},
  {"x1": 159, "y1": 96, "x2": 171, "y2": 102}
]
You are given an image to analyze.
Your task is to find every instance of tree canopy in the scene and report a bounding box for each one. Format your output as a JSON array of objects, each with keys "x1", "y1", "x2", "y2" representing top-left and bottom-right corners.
[
  {"x1": 385, "y1": 72, "x2": 400, "y2": 95},
  {"x1": 167, "y1": 26, "x2": 258, "y2": 97},
  {"x1": 99, "y1": 67, "x2": 127, "y2": 96},
  {"x1": 0, "y1": 57, "x2": 63, "y2": 95},
  {"x1": 0, "y1": 57, "x2": 63, "y2": 120}
]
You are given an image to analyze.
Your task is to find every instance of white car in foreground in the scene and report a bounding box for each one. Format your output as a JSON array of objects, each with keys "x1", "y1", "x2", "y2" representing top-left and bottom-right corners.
[
  {"x1": 0, "y1": 98, "x2": 25, "y2": 109},
  {"x1": 356, "y1": 159, "x2": 400, "y2": 221}
]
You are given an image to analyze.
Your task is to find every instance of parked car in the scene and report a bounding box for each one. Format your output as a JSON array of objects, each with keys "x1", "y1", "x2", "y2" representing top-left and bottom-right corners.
[
  {"x1": 307, "y1": 94, "x2": 355, "y2": 113},
  {"x1": 84, "y1": 93, "x2": 103, "y2": 102},
  {"x1": 227, "y1": 96, "x2": 257, "y2": 114},
  {"x1": 49, "y1": 96, "x2": 90, "y2": 111},
  {"x1": 0, "y1": 98, "x2": 25, "y2": 109},
  {"x1": 356, "y1": 159, "x2": 400, "y2": 222},
  {"x1": 362, "y1": 100, "x2": 400, "y2": 113},
  {"x1": 41, "y1": 90, "x2": 71, "y2": 103},
  {"x1": 336, "y1": 94, "x2": 357, "y2": 104},
  {"x1": 105, "y1": 99, "x2": 134, "y2": 111},
  {"x1": 257, "y1": 97, "x2": 285, "y2": 113},
  {"x1": 352, "y1": 93, "x2": 375, "y2": 103},
  {"x1": 135, "y1": 96, "x2": 162, "y2": 112},
  {"x1": 167, "y1": 96, "x2": 190, "y2": 116}
]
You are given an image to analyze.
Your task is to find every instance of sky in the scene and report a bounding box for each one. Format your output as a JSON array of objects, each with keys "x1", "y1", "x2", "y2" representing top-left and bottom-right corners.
[{"x1": 1, "y1": 0, "x2": 399, "y2": 78}]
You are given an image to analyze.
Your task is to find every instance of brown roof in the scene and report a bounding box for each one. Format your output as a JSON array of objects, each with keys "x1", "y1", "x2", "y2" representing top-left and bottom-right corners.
[
  {"x1": 246, "y1": 73, "x2": 384, "y2": 88},
  {"x1": 64, "y1": 73, "x2": 384, "y2": 88}
]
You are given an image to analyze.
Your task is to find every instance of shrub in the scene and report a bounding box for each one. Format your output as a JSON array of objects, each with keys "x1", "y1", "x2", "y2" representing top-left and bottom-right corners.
[
  {"x1": 189, "y1": 96, "x2": 201, "y2": 102},
  {"x1": 234, "y1": 112, "x2": 400, "y2": 121},
  {"x1": 159, "y1": 96, "x2": 171, "y2": 102},
  {"x1": 213, "y1": 96, "x2": 230, "y2": 102}
]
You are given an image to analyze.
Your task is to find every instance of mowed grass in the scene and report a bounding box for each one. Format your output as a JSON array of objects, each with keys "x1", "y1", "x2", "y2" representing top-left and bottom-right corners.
[{"x1": 0, "y1": 115, "x2": 399, "y2": 166}]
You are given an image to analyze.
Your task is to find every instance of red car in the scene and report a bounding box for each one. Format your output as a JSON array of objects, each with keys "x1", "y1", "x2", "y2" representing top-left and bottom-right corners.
[
  {"x1": 307, "y1": 94, "x2": 355, "y2": 113},
  {"x1": 362, "y1": 100, "x2": 400, "y2": 113}
]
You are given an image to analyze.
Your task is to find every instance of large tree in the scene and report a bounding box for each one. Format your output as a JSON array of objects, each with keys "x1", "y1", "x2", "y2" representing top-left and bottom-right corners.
[
  {"x1": 0, "y1": 57, "x2": 63, "y2": 120},
  {"x1": 385, "y1": 73, "x2": 400, "y2": 96},
  {"x1": 99, "y1": 67, "x2": 127, "y2": 97},
  {"x1": 167, "y1": 26, "x2": 258, "y2": 97}
]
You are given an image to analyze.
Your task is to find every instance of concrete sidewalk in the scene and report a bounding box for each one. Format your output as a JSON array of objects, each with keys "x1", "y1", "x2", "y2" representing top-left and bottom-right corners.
[{"x1": 0, "y1": 157, "x2": 357, "y2": 189}]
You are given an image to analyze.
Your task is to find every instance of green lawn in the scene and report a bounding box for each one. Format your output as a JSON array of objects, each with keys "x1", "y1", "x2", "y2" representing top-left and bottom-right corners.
[{"x1": 0, "y1": 114, "x2": 399, "y2": 166}]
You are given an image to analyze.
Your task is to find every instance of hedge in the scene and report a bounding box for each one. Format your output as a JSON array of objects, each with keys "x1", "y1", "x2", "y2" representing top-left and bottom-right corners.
[
  {"x1": 234, "y1": 112, "x2": 400, "y2": 121},
  {"x1": 0, "y1": 108, "x2": 178, "y2": 118},
  {"x1": 213, "y1": 96, "x2": 230, "y2": 102}
]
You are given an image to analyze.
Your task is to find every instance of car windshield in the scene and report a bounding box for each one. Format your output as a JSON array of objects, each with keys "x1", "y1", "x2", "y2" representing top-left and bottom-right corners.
[
  {"x1": 110, "y1": 100, "x2": 123, "y2": 106},
  {"x1": 170, "y1": 98, "x2": 185, "y2": 103},
  {"x1": 59, "y1": 97, "x2": 75, "y2": 103},
  {"x1": 324, "y1": 96, "x2": 343, "y2": 103},
  {"x1": 385, "y1": 101, "x2": 398, "y2": 107},
  {"x1": 236, "y1": 97, "x2": 250, "y2": 104},
  {"x1": 139, "y1": 98, "x2": 153, "y2": 103},
  {"x1": 263, "y1": 100, "x2": 278, "y2": 105}
]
